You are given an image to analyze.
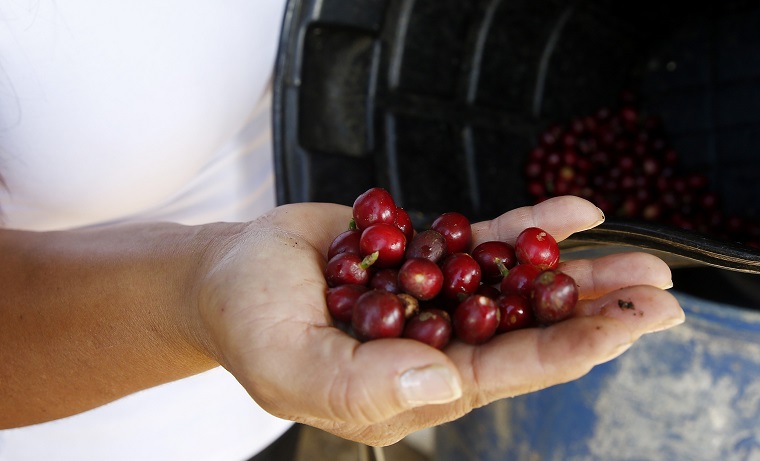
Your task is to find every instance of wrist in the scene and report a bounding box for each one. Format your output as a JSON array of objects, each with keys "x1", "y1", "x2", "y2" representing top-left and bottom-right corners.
[{"x1": 181, "y1": 221, "x2": 252, "y2": 368}]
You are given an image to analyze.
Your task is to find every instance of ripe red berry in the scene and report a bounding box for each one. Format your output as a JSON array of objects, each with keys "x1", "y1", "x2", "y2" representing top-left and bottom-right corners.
[
  {"x1": 327, "y1": 229, "x2": 361, "y2": 260},
  {"x1": 514, "y1": 227, "x2": 560, "y2": 269},
  {"x1": 402, "y1": 309, "x2": 452, "y2": 349},
  {"x1": 353, "y1": 187, "x2": 397, "y2": 230},
  {"x1": 369, "y1": 268, "x2": 401, "y2": 293},
  {"x1": 325, "y1": 252, "x2": 376, "y2": 287},
  {"x1": 351, "y1": 290, "x2": 405, "y2": 341},
  {"x1": 359, "y1": 223, "x2": 407, "y2": 268},
  {"x1": 452, "y1": 295, "x2": 499, "y2": 344},
  {"x1": 394, "y1": 206, "x2": 415, "y2": 242},
  {"x1": 403, "y1": 309, "x2": 452, "y2": 350},
  {"x1": 471, "y1": 241, "x2": 516, "y2": 284},
  {"x1": 500, "y1": 263, "x2": 542, "y2": 298},
  {"x1": 405, "y1": 229, "x2": 447, "y2": 263},
  {"x1": 398, "y1": 258, "x2": 444, "y2": 301},
  {"x1": 326, "y1": 284, "x2": 369, "y2": 323},
  {"x1": 531, "y1": 270, "x2": 579, "y2": 324},
  {"x1": 494, "y1": 293, "x2": 535, "y2": 333},
  {"x1": 431, "y1": 212, "x2": 472, "y2": 254},
  {"x1": 439, "y1": 253, "x2": 482, "y2": 302}
]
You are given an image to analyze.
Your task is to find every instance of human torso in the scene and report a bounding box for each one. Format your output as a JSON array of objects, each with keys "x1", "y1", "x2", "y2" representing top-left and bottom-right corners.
[{"x1": 0, "y1": 2, "x2": 291, "y2": 460}]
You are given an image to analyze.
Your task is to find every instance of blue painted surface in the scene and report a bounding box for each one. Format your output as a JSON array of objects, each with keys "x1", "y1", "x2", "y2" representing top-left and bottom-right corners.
[{"x1": 436, "y1": 291, "x2": 760, "y2": 461}]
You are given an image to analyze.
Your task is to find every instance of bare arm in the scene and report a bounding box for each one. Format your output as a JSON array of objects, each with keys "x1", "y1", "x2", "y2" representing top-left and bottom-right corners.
[
  {"x1": 0, "y1": 197, "x2": 684, "y2": 446},
  {"x1": 0, "y1": 222, "x2": 238, "y2": 427}
]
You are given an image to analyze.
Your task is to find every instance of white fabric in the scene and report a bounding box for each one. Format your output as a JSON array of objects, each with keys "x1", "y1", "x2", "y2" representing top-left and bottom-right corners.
[
  {"x1": 0, "y1": 1, "x2": 292, "y2": 460},
  {"x1": 0, "y1": 0, "x2": 285, "y2": 230}
]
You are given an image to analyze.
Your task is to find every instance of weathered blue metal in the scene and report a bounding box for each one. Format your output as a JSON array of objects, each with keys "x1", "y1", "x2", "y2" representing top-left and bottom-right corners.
[{"x1": 436, "y1": 291, "x2": 760, "y2": 460}]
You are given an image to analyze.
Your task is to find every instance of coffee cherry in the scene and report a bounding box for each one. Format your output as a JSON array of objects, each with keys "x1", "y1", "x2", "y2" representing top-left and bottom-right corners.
[
  {"x1": 431, "y1": 212, "x2": 472, "y2": 254},
  {"x1": 405, "y1": 229, "x2": 447, "y2": 263},
  {"x1": 452, "y1": 295, "x2": 499, "y2": 345},
  {"x1": 440, "y1": 253, "x2": 482, "y2": 302},
  {"x1": 500, "y1": 263, "x2": 542, "y2": 298},
  {"x1": 351, "y1": 290, "x2": 405, "y2": 341},
  {"x1": 471, "y1": 241, "x2": 516, "y2": 284},
  {"x1": 515, "y1": 227, "x2": 560, "y2": 269},
  {"x1": 531, "y1": 270, "x2": 578, "y2": 324},
  {"x1": 325, "y1": 252, "x2": 376, "y2": 287},
  {"x1": 494, "y1": 293, "x2": 535, "y2": 333},
  {"x1": 326, "y1": 284, "x2": 369, "y2": 323},
  {"x1": 394, "y1": 207, "x2": 415, "y2": 242},
  {"x1": 353, "y1": 187, "x2": 397, "y2": 230},
  {"x1": 403, "y1": 309, "x2": 452, "y2": 350},
  {"x1": 327, "y1": 229, "x2": 361, "y2": 260},
  {"x1": 359, "y1": 223, "x2": 407, "y2": 269},
  {"x1": 398, "y1": 258, "x2": 444, "y2": 301},
  {"x1": 369, "y1": 268, "x2": 401, "y2": 293}
]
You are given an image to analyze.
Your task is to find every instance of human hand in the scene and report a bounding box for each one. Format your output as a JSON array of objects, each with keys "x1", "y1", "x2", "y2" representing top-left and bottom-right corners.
[{"x1": 195, "y1": 195, "x2": 684, "y2": 446}]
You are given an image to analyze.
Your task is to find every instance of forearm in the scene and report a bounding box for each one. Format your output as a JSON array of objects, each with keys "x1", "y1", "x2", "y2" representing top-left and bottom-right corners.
[{"x1": 0, "y1": 222, "x2": 237, "y2": 428}]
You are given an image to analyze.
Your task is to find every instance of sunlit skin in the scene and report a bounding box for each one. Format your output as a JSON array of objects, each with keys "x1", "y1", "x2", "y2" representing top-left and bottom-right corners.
[{"x1": 1, "y1": 195, "x2": 684, "y2": 447}]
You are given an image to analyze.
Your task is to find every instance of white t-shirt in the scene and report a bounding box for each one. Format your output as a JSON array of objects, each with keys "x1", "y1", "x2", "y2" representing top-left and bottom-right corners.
[{"x1": 0, "y1": 1, "x2": 292, "y2": 460}]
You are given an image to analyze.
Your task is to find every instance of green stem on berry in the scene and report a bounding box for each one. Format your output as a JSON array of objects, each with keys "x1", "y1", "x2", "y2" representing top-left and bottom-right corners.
[
  {"x1": 360, "y1": 251, "x2": 379, "y2": 270},
  {"x1": 348, "y1": 219, "x2": 357, "y2": 231},
  {"x1": 495, "y1": 258, "x2": 510, "y2": 278}
]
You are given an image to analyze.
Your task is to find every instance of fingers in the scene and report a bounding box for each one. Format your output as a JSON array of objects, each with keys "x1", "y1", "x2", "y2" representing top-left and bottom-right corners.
[
  {"x1": 447, "y1": 285, "x2": 683, "y2": 406},
  {"x1": 446, "y1": 316, "x2": 633, "y2": 405},
  {"x1": 471, "y1": 195, "x2": 605, "y2": 247},
  {"x1": 559, "y1": 252, "x2": 673, "y2": 299},
  {"x1": 254, "y1": 327, "x2": 463, "y2": 430},
  {"x1": 574, "y1": 285, "x2": 685, "y2": 336}
]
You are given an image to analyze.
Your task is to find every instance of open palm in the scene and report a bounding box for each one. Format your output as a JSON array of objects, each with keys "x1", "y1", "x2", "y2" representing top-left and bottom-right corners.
[{"x1": 197, "y1": 195, "x2": 683, "y2": 446}]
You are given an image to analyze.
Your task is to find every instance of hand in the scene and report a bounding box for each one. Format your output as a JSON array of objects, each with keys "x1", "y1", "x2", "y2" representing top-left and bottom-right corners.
[{"x1": 196, "y1": 196, "x2": 684, "y2": 446}]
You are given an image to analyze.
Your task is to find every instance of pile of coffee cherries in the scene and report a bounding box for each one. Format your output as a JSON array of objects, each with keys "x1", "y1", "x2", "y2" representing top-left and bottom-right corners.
[
  {"x1": 324, "y1": 187, "x2": 579, "y2": 349},
  {"x1": 523, "y1": 90, "x2": 759, "y2": 248}
]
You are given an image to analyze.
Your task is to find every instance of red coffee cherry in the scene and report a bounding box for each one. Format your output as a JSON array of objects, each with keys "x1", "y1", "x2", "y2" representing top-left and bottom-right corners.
[
  {"x1": 353, "y1": 187, "x2": 397, "y2": 230},
  {"x1": 452, "y1": 295, "x2": 499, "y2": 345},
  {"x1": 515, "y1": 227, "x2": 560, "y2": 269},
  {"x1": 431, "y1": 212, "x2": 472, "y2": 254}
]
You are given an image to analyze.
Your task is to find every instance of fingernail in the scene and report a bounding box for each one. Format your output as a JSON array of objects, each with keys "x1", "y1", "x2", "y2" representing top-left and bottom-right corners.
[
  {"x1": 596, "y1": 207, "x2": 606, "y2": 223},
  {"x1": 650, "y1": 314, "x2": 685, "y2": 332},
  {"x1": 399, "y1": 365, "x2": 462, "y2": 407},
  {"x1": 662, "y1": 280, "x2": 674, "y2": 289},
  {"x1": 580, "y1": 207, "x2": 606, "y2": 232}
]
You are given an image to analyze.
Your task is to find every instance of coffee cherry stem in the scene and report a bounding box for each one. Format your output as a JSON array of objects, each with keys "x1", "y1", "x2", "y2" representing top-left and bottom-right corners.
[
  {"x1": 495, "y1": 258, "x2": 510, "y2": 278},
  {"x1": 348, "y1": 218, "x2": 358, "y2": 231},
  {"x1": 360, "y1": 251, "x2": 379, "y2": 270}
]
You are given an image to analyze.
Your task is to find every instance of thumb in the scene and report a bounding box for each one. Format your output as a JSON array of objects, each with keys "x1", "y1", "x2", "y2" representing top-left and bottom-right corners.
[{"x1": 255, "y1": 329, "x2": 463, "y2": 425}]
